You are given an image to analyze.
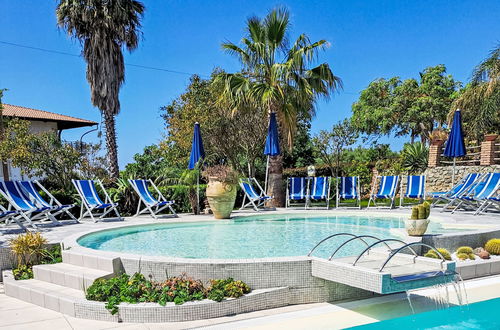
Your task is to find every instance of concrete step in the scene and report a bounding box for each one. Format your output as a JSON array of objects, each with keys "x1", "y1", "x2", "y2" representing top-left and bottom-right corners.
[
  {"x1": 33, "y1": 262, "x2": 114, "y2": 291},
  {"x1": 3, "y1": 271, "x2": 84, "y2": 317},
  {"x1": 62, "y1": 249, "x2": 121, "y2": 273}
]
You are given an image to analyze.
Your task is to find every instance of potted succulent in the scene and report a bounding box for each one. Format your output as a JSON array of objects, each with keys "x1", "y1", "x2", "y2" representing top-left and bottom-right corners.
[
  {"x1": 203, "y1": 165, "x2": 239, "y2": 219},
  {"x1": 405, "y1": 201, "x2": 431, "y2": 236}
]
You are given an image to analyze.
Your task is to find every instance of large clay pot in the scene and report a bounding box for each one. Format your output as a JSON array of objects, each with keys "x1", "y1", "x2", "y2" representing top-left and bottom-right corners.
[
  {"x1": 205, "y1": 177, "x2": 237, "y2": 219},
  {"x1": 485, "y1": 134, "x2": 499, "y2": 142},
  {"x1": 405, "y1": 219, "x2": 430, "y2": 236}
]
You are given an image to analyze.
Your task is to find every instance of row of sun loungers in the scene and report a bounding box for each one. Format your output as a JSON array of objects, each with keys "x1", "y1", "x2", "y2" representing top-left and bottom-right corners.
[
  {"x1": 2, "y1": 171, "x2": 498, "y2": 232},
  {"x1": 240, "y1": 173, "x2": 500, "y2": 215}
]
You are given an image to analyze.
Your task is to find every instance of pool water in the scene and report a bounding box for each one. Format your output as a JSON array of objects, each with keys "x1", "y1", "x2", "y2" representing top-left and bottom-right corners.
[
  {"x1": 78, "y1": 214, "x2": 456, "y2": 259},
  {"x1": 349, "y1": 297, "x2": 500, "y2": 329}
]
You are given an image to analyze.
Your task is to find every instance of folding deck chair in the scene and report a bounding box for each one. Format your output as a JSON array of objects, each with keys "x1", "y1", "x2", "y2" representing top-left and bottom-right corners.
[
  {"x1": 307, "y1": 177, "x2": 331, "y2": 209},
  {"x1": 72, "y1": 179, "x2": 122, "y2": 222},
  {"x1": 286, "y1": 177, "x2": 308, "y2": 208},
  {"x1": 129, "y1": 179, "x2": 177, "y2": 219},
  {"x1": 17, "y1": 180, "x2": 78, "y2": 222},
  {"x1": 0, "y1": 181, "x2": 60, "y2": 229},
  {"x1": 451, "y1": 173, "x2": 500, "y2": 215},
  {"x1": 336, "y1": 176, "x2": 361, "y2": 209},
  {"x1": 239, "y1": 178, "x2": 273, "y2": 211},
  {"x1": 368, "y1": 176, "x2": 399, "y2": 209},
  {"x1": 427, "y1": 173, "x2": 481, "y2": 209},
  {"x1": 400, "y1": 175, "x2": 426, "y2": 207},
  {"x1": 480, "y1": 193, "x2": 500, "y2": 214},
  {"x1": 0, "y1": 205, "x2": 23, "y2": 232}
]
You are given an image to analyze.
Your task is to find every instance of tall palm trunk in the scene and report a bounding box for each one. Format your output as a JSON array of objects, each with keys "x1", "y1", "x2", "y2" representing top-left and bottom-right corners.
[
  {"x1": 103, "y1": 111, "x2": 119, "y2": 178},
  {"x1": 267, "y1": 155, "x2": 285, "y2": 207}
]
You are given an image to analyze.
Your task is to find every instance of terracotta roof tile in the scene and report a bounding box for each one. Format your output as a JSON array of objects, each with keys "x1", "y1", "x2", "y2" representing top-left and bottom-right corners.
[{"x1": 0, "y1": 104, "x2": 97, "y2": 129}]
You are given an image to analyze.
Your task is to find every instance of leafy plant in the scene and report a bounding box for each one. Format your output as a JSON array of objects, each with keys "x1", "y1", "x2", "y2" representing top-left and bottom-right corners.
[
  {"x1": 8, "y1": 232, "x2": 48, "y2": 267},
  {"x1": 202, "y1": 165, "x2": 239, "y2": 184},
  {"x1": 401, "y1": 142, "x2": 428, "y2": 174},
  {"x1": 485, "y1": 239, "x2": 500, "y2": 255},
  {"x1": 85, "y1": 272, "x2": 251, "y2": 314},
  {"x1": 12, "y1": 265, "x2": 33, "y2": 280}
]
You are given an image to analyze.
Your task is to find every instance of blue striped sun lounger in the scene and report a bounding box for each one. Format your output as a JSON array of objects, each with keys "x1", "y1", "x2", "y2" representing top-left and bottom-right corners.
[
  {"x1": 307, "y1": 177, "x2": 331, "y2": 209},
  {"x1": 427, "y1": 173, "x2": 481, "y2": 209},
  {"x1": 17, "y1": 180, "x2": 78, "y2": 222},
  {"x1": 0, "y1": 205, "x2": 23, "y2": 232},
  {"x1": 452, "y1": 173, "x2": 500, "y2": 215},
  {"x1": 129, "y1": 179, "x2": 177, "y2": 219},
  {"x1": 239, "y1": 178, "x2": 274, "y2": 211},
  {"x1": 72, "y1": 179, "x2": 122, "y2": 222},
  {"x1": 368, "y1": 175, "x2": 399, "y2": 209},
  {"x1": 286, "y1": 177, "x2": 307, "y2": 208},
  {"x1": 0, "y1": 181, "x2": 60, "y2": 229},
  {"x1": 400, "y1": 175, "x2": 426, "y2": 207},
  {"x1": 336, "y1": 176, "x2": 361, "y2": 209}
]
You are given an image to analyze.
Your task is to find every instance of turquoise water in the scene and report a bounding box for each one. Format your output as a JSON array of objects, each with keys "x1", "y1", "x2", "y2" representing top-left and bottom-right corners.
[
  {"x1": 77, "y1": 214, "x2": 457, "y2": 259},
  {"x1": 350, "y1": 297, "x2": 500, "y2": 329}
]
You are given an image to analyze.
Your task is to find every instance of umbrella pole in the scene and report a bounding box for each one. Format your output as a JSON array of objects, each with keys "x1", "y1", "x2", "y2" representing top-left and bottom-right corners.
[
  {"x1": 452, "y1": 157, "x2": 456, "y2": 186},
  {"x1": 196, "y1": 172, "x2": 200, "y2": 215},
  {"x1": 264, "y1": 156, "x2": 270, "y2": 194}
]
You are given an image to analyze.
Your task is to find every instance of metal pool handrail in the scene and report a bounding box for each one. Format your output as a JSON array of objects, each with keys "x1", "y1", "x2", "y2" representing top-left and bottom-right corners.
[
  {"x1": 378, "y1": 242, "x2": 447, "y2": 272},
  {"x1": 352, "y1": 239, "x2": 418, "y2": 267},
  {"x1": 308, "y1": 233, "x2": 377, "y2": 257},
  {"x1": 328, "y1": 235, "x2": 391, "y2": 261}
]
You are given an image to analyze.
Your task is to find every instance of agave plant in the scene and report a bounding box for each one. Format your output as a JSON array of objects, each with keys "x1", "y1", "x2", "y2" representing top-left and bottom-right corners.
[{"x1": 401, "y1": 142, "x2": 429, "y2": 174}]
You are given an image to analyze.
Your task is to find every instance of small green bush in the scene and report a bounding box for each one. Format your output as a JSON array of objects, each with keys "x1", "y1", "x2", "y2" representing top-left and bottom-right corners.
[
  {"x1": 456, "y1": 246, "x2": 473, "y2": 254},
  {"x1": 485, "y1": 239, "x2": 500, "y2": 255}
]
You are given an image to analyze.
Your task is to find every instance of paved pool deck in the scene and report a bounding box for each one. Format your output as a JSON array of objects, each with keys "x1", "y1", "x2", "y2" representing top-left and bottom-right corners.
[
  {"x1": 1, "y1": 274, "x2": 500, "y2": 329},
  {"x1": 1, "y1": 207, "x2": 499, "y2": 247}
]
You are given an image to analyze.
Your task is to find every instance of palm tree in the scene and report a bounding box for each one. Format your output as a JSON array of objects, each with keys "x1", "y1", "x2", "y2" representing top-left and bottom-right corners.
[
  {"x1": 217, "y1": 8, "x2": 341, "y2": 206},
  {"x1": 56, "y1": 0, "x2": 145, "y2": 178},
  {"x1": 452, "y1": 44, "x2": 500, "y2": 141}
]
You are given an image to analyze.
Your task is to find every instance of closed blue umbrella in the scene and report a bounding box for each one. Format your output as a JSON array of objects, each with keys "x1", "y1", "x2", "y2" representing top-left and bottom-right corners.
[
  {"x1": 264, "y1": 113, "x2": 280, "y2": 192},
  {"x1": 188, "y1": 122, "x2": 205, "y2": 214},
  {"x1": 188, "y1": 122, "x2": 205, "y2": 170},
  {"x1": 443, "y1": 110, "x2": 466, "y2": 185}
]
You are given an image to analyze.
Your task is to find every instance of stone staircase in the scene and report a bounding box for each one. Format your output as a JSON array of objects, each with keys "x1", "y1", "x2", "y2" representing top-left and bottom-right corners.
[{"x1": 3, "y1": 249, "x2": 120, "y2": 317}]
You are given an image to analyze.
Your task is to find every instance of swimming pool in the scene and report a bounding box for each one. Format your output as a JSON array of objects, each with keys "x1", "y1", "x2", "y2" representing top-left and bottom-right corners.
[
  {"x1": 350, "y1": 297, "x2": 500, "y2": 329},
  {"x1": 77, "y1": 214, "x2": 455, "y2": 259}
]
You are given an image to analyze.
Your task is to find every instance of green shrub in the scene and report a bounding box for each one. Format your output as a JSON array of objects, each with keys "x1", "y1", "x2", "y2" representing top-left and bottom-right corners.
[
  {"x1": 456, "y1": 246, "x2": 473, "y2": 254},
  {"x1": 12, "y1": 265, "x2": 33, "y2": 280},
  {"x1": 485, "y1": 239, "x2": 500, "y2": 255},
  {"x1": 85, "y1": 273, "x2": 251, "y2": 314}
]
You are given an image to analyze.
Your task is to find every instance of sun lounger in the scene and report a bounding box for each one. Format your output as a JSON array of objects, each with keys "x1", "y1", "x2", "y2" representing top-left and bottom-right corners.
[
  {"x1": 336, "y1": 176, "x2": 361, "y2": 209},
  {"x1": 239, "y1": 178, "x2": 274, "y2": 211},
  {"x1": 307, "y1": 177, "x2": 331, "y2": 209},
  {"x1": 0, "y1": 181, "x2": 60, "y2": 229},
  {"x1": 129, "y1": 179, "x2": 177, "y2": 218},
  {"x1": 72, "y1": 179, "x2": 122, "y2": 222},
  {"x1": 0, "y1": 205, "x2": 23, "y2": 232},
  {"x1": 17, "y1": 180, "x2": 78, "y2": 222},
  {"x1": 451, "y1": 173, "x2": 500, "y2": 215},
  {"x1": 400, "y1": 175, "x2": 425, "y2": 207},
  {"x1": 286, "y1": 177, "x2": 307, "y2": 208},
  {"x1": 368, "y1": 176, "x2": 399, "y2": 209},
  {"x1": 428, "y1": 173, "x2": 481, "y2": 208}
]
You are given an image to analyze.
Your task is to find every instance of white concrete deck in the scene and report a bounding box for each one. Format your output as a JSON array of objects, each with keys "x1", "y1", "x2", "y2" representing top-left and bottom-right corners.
[{"x1": 1, "y1": 274, "x2": 500, "y2": 329}]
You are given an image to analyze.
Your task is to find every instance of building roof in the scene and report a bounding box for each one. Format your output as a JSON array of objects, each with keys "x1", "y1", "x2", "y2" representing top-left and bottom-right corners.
[{"x1": 0, "y1": 104, "x2": 97, "y2": 130}]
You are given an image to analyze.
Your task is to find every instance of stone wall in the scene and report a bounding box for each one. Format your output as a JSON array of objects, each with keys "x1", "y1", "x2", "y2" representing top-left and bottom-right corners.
[{"x1": 423, "y1": 165, "x2": 500, "y2": 193}]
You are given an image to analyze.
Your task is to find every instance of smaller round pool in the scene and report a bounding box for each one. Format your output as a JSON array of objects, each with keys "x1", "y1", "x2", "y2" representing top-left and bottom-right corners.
[{"x1": 77, "y1": 214, "x2": 454, "y2": 259}]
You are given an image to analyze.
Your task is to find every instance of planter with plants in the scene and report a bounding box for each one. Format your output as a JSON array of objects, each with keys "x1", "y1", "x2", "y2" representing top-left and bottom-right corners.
[
  {"x1": 405, "y1": 201, "x2": 431, "y2": 236},
  {"x1": 203, "y1": 165, "x2": 239, "y2": 219},
  {"x1": 85, "y1": 272, "x2": 251, "y2": 315},
  {"x1": 8, "y1": 232, "x2": 62, "y2": 280}
]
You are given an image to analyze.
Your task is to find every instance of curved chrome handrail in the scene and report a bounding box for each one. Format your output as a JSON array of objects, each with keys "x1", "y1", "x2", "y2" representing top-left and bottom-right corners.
[
  {"x1": 308, "y1": 233, "x2": 374, "y2": 257},
  {"x1": 352, "y1": 239, "x2": 418, "y2": 267},
  {"x1": 378, "y1": 242, "x2": 447, "y2": 272},
  {"x1": 328, "y1": 235, "x2": 388, "y2": 261}
]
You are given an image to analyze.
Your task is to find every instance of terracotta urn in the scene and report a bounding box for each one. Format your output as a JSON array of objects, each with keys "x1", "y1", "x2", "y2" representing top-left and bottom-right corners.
[
  {"x1": 205, "y1": 177, "x2": 237, "y2": 219},
  {"x1": 484, "y1": 134, "x2": 499, "y2": 142},
  {"x1": 405, "y1": 218, "x2": 430, "y2": 236}
]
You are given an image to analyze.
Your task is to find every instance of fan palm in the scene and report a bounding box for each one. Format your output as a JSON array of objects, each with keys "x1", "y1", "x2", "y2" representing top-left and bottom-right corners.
[
  {"x1": 217, "y1": 8, "x2": 341, "y2": 206},
  {"x1": 452, "y1": 44, "x2": 500, "y2": 141},
  {"x1": 56, "y1": 0, "x2": 145, "y2": 179}
]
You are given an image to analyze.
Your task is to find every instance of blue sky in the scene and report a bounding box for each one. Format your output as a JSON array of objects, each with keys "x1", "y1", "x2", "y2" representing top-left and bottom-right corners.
[{"x1": 1, "y1": 0, "x2": 499, "y2": 167}]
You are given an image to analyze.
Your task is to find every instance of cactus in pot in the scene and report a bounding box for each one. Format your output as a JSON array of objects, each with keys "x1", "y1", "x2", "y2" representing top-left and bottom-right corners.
[{"x1": 406, "y1": 201, "x2": 431, "y2": 236}]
